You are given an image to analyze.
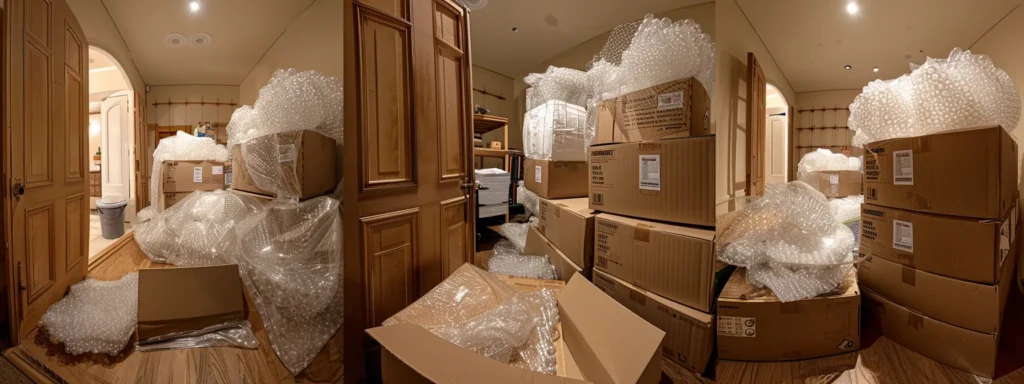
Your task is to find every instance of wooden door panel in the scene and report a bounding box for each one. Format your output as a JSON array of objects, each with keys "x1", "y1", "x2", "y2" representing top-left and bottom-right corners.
[
  {"x1": 24, "y1": 0, "x2": 49, "y2": 45},
  {"x1": 746, "y1": 52, "x2": 766, "y2": 196},
  {"x1": 24, "y1": 203, "x2": 54, "y2": 302},
  {"x1": 64, "y1": 194, "x2": 84, "y2": 271},
  {"x1": 24, "y1": 41, "x2": 51, "y2": 187},
  {"x1": 356, "y1": 0, "x2": 407, "y2": 19},
  {"x1": 63, "y1": 26, "x2": 81, "y2": 75},
  {"x1": 435, "y1": 47, "x2": 465, "y2": 180},
  {"x1": 433, "y1": 2, "x2": 460, "y2": 49},
  {"x1": 64, "y1": 70, "x2": 83, "y2": 181},
  {"x1": 362, "y1": 209, "x2": 418, "y2": 326},
  {"x1": 439, "y1": 197, "x2": 468, "y2": 277}
]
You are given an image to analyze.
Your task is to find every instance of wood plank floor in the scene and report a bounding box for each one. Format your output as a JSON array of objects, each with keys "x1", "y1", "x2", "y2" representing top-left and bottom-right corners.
[{"x1": 4, "y1": 234, "x2": 343, "y2": 384}]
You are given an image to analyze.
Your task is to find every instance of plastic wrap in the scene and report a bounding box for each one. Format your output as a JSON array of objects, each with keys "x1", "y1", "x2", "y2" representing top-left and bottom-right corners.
[
  {"x1": 523, "y1": 67, "x2": 592, "y2": 161},
  {"x1": 849, "y1": 48, "x2": 1020, "y2": 147},
  {"x1": 797, "y1": 149, "x2": 862, "y2": 177},
  {"x1": 830, "y1": 195, "x2": 864, "y2": 250},
  {"x1": 38, "y1": 273, "x2": 138, "y2": 355},
  {"x1": 136, "y1": 321, "x2": 259, "y2": 352},
  {"x1": 517, "y1": 181, "x2": 539, "y2": 216},
  {"x1": 488, "y1": 240, "x2": 557, "y2": 280},
  {"x1": 495, "y1": 217, "x2": 538, "y2": 252},
  {"x1": 148, "y1": 132, "x2": 230, "y2": 211},
  {"x1": 383, "y1": 264, "x2": 558, "y2": 375},
  {"x1": 717, "y1": 182, "x2": 857, "y2": 302}
]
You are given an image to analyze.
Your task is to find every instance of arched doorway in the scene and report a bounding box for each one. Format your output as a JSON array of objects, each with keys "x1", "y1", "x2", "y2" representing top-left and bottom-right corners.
[{"x1": 764, "y1": 83, "x2": 789, "y2": 185}]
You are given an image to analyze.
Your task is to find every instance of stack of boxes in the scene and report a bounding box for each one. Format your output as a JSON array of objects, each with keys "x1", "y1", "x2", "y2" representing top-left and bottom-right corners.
[
  {"x1": 858, "y1": 126, "x2": 1018, "y2": 378},
  {"x1": 229, "y1": 129, "x2": 339, "y2": 201},
  {"x1": 158, "y1": 160, "x2": 227, "y2": 210}
]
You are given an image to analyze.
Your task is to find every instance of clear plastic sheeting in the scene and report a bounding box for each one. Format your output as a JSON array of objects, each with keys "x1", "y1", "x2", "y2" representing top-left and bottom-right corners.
[
  {"x1": 39, "y1": 273, "x2": 139, "y2": 356},
  {"x1": 523, "y1": 100, "x2": 589, "y2": 161},
  {"x1": 383, "y1": 264, "x2": 559, "y2": 375},
  {"x1": 517, "y1": 182, "x2": 539, "y2": 216},
  {"x1": 797, "y1": 149, "x2": 862, "y2": 178},
  {"x1": 147, "y1": 132, "x2": 230, "y2": 213},
  {"x1": 849, "y1": 48, "x2": 1020, "y2": 147},
  {"x1": 495, "y1": 217, "x2": 538, "y2": 252},
  {"x1": 830, "y1": 195, "x2": 864, "y2": 250},
  {"x1": 717, "y1": 182, "x2": 857, "y2": 302},
  {"x1": 137, "y1": 321, "x2": 259, "y2": 352},
  {"x1": 489, "y1": 241, "x2": 557, "y2": 280}
]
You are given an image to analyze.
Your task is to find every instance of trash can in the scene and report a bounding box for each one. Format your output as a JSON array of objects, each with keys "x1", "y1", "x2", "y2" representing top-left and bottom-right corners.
[{"x1": 96, "y1": 196, "x2": 128, "y2": 239}]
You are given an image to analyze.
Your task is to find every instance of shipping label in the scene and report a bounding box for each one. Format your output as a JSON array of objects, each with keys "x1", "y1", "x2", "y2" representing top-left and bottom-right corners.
[
  {"x1": 278, "y1": 144, "x2": 298, "y2": 163},
  {"x1": 192, "y1": 167, "x2": 203, "y2": 183},
  {"x1": 212, "y1": 166, "x2": 224, "y2": 175},
  {"x1": 718, "y1": 316, "x2": 756, "y2": 337},
  {"x1": 639, "y1": 154, "x2": 661, "y2": 191},
  {"x1": 535, "y1": 165, "x2": 542, "y2": 183},
  {"x1": 893, "y1": 220, "x2": 913, "y2": 252},
  {"x1": 893, "y1": 150, "x2": 913, "y2": 185},
  {"x1": 225, "y1": 172, "x2": 233, "y2": 186},
  {"x1": 657, "y1": 91, "x2": 683, "y2": 110}
]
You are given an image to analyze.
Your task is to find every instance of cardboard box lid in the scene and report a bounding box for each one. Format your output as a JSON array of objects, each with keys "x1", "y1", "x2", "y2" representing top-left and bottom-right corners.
[
  {"x1": 718, "y1": 267, "x2": 859, "y2": 303},
  {"x1": 597, "y1": 213, "x2": 715, "y2": 241},
  {"x1": 547, "y1": 198, "x2": 596, "y2": 218},
  {"x1": 137, "y1": 265, "x2": 244, "y2": 335}
]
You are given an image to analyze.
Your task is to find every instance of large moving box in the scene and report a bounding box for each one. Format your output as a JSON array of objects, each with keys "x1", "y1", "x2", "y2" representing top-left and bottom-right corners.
[
  {"x1": 137, "y1": 265, "x2": 244, "y2": 341},
  {"x1": 593, "y1": 270, "x2": 714, "y2": 375},
  {"x1": 860, "y1": 202, "x2": 1017, "y2": 284},
  {"x1": 589, "y1": 136, "x2": 714, "y2": 226},
  {"x1": 158, "y1": 160, "x2": 226, "y2": 210},
  {"x1": 717, "y1": 268, "x2": 861, "y2": 361},
  {"x1": 595, "y1": 78, "x2": 712, "y2": 144},
  {"x1": 525, "y1": 158, "x2": 589, "y2": 199},
  {"x1": 863, "y1": 289, "x2": 1001, "y2": 378},
  {"x1": 802, "y1": 170, "x2": 861, "y2": 198},
  {"x1": 538, "y1": 198, "x2": 595, "y2": 269},
  {"x1": 595, "y1": 213, "x2": 718, "y2": 312},
  {"x1": 863, "y1": 126, "x2": 1017, "y2": 219},
  {"x1": 368, "y1": 272, "x2": 666, "y2": 384},
  {"x1": 231, "y1": 130, "x2": 338, "y2": 200},
  {"x1": 857, "y1": 252, "x2": 1016, "y2": 334},
  {"x1": 524, "y1": 226, "x2": 589, "y2": 282}
]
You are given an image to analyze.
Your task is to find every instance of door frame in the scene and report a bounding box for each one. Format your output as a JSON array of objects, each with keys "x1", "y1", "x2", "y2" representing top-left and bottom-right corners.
[{"x1": 1, "y1": 0, "x2": 12, "y2": 345}]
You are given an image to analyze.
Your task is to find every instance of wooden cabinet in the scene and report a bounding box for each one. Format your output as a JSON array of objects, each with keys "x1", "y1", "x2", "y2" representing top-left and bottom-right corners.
[{"x1": 89, "y1": 171, "x2": 101, "y2": 197}]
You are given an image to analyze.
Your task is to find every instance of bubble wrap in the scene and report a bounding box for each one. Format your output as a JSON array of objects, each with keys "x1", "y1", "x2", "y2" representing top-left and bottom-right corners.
[
  {"x1": 523, "y1": 100, "x2": 589, "y2": 161},
  {"x1": 148, "y1": 132, "x2": 230, "y2": 211},
  {"x1": 718, "y1": 182, "x2": 856, "y2": 302},
  {"x1": 797, "y1": 149, "x2": 862, "y2": 177},
  {"x1": 517, "y1": 182, "x2": 539, "y2": 216},
  {"x1": 830, "y1": 195, "x2": 864, "y2": 224},
  {"x1": 39, "y1": 273, "x2": 138, "y2": 355},
  {"x1": 488, "y1": 240, "x2": 557, "y2": 280},
  {"x1": 849, "y1": 48, "x2": 1020, "y2": 147},
  {"x1": 496, "y1": 216, "x2": 538, "y2": 252},
  {"x1": 383, "y1": 264, "x2": 558, "y2": 375}
]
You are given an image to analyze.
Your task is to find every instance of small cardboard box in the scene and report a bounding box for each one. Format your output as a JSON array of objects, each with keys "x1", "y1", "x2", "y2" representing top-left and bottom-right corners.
[
  {"x1": 863, "y1": 126, "x2": 1017, "y2": 219},
  {"x1": 594, "y1": 213, "x2": 717, "y2": 312},
  {"x1": 525, "y1": 158, "x2": 589, "y2": 199},
  {"x1": 589, "y1": 136, "x2": 714, "y2": 227},
  {"x1": 231, "y1": 130, "x2": 338, "y2": 200},
  {"x1": 525, "y1": 226, "x2": 590, "y2": 282},
  {"x1": 368, "y1": 272, "x2": 666, "y2": 384},
  {"x1": 802, "y1": 170, "x2": 862, "y2": 198},
  {"x1": 158, "y1": 160, "x2": 226, "y2": 210},
  {"x1": 137, "y1": 265, "x2": 244, "y2": 342},
  {"x1": 860, "y1": 202, "x2": 1017, "y2": 284},
  {"x1": 538, "y1": 198, "x2": 595, "y2": 269},
  {"x1": 595, "y1": 78, "x2": 712, "y2": 144},
  {"x1": 863, "y1": 289, "x2": 1000, "y2": 378},
  {"x1": 717, "y1": 268, "x2": 861, "y2": 361},
  {"x1": 857, "y1": 249, "x2": 1016, "y2": 334},
  {"x1": 593, "y1": 270, "x2": 714, "y2": 374}
]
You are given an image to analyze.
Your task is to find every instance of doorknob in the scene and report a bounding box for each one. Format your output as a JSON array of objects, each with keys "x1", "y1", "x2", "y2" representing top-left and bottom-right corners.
[{"x1": 11, "y1": 178, "x2": 24, "y2": 201}]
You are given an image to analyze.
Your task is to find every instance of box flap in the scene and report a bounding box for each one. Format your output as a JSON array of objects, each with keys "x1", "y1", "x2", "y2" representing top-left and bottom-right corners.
[
  {"x1": 598, "y1": 213, "x2": 714, "y2": 241},
  {"x1": 559, "y1": 274, "x2": 665, "y2": 384},
  {"x1": 367, "y1": 324, "x2": 585, "y2": 384},
  {"x1": 599, "y1": 269, "x2": 713, "y2": 326},
  {"x1": 550, "y1": 198, "x2": 597, "y2": 218},
  {"x1": 718, "y1": 268, "x2": 858, "y2": 302},
  {"x1": 525, "y1": 226, "x2": 584, "y2": 283}
]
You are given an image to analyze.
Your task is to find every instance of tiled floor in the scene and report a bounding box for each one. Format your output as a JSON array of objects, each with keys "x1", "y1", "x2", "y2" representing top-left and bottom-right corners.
[{"x1": 88, "y1": 211, "x2": 132, "y2": 261}]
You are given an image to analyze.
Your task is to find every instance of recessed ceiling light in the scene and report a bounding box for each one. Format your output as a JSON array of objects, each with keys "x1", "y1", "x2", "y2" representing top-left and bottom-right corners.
[
  {"x1": 165, "y1": 33, "x2": 187, "y2": 46},
  {"x1": 189, "y1": 1, "x2": 201, "y2": 13},
  {"x1": 511, "y1": 26, "x2": 519, "y2": 33},
  {"x1": 844, "y1": 65, "x2": 852, "y2": 70},
  {"x1": 190, "y1": 33, "x2": 213, "y2": 46},
  {"x1": 845, "y1": 1, "x2": 859, "y2": 15},
  {"x1": 873, "y1": 67, "x2": 879, "y2": 73}
]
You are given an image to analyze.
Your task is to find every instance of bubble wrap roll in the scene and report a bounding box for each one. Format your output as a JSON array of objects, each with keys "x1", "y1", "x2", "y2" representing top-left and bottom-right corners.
[
  {"x1": 227, "y1": 69, "x2": 343, "y2": 149},
  {"x1": 517, "y1": 182, "x2": 539, "y2": 216},
  {"x1": 849, "y1": 48, "x2": 1020, "y2": 147},
  {"x1": 39, "y1": 273, "x2": 138, "y2": 355},
  {"x1": 148, "y1": 132, "x2": 230, "y2": 211},
  {"x1": 496, "y1": 217, "x2": 538, "y2": 252},
  {"x1": 797, "y1": 149, "x2": 862, "y2": 176},
  {"x1": 489, "y1": 245, "x2": 558, "y2": 281}
]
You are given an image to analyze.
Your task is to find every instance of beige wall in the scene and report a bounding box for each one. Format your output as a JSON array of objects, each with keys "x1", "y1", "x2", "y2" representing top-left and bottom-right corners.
[
  {"x1": 68, "y1": 0, "x2": 144, "y2": 94},
  {"x1": 789, "y1": 89, "x2": 862, "y2": 177},
  {"x1": 714, "y1": 0, "x2": 795, "y2": 212},
  {"x1": 239, "y1": 0, "x2": 343, "y2": 105},
  {"x1": 147, "y1": 85, "x2": 239, "y2": 137},
  {"x1": 969, "y1": 6, "x2": 1024, "y2": 172}
]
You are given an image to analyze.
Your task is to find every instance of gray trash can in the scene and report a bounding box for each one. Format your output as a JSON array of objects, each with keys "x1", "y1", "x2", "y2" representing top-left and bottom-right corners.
[{"x1": 96, "y1": 196, "x2": 128, "y2": 239}]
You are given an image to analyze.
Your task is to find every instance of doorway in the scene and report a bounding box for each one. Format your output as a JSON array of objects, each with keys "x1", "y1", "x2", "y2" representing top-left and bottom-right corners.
[
  {"x1": 86, "y1": 46, "x2": 135, "y2": 260},
  {"x1": 764, "y1": 83, "x2": 788, "y2": 185}
]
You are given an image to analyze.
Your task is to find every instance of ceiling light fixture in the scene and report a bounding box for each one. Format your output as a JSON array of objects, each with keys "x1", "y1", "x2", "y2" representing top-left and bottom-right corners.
[
  {"x1": 873, "y1": 67, "x2": 879, "y2": 73},
  {"x1": 511, "y1": 26, "x2": 519, "y2": 33},
  {"x1": 190, "y1": 33, "x2": 213, "y2": 46},
  {"x1": 844, "y1": 65, "x2": 852, "y2": 70},
  {"x1": 189, "y1": 1, "x2": 200, "y2": 13},
  {"x1": 845, "y1": 1, "x2": 859, "y2": 15}
]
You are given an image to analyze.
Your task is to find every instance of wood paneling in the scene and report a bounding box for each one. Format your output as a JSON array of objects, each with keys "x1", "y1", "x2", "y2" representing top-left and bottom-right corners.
[
  {"x1": 65, "y1": 194, "x2": 84, "y2": 271},
  {"x1": 435, "y1": 47, "x2": 465, "y2": 181},
  {"x1": 64, "y1": 69, "x2": 82, "y2": 181},
  {"x1": 362, "y1": 209, "x2": 419, "y2": 327},
  {"x1": 24, "y1": 40, "x2": 51, "y2": 187},
  {"x1": 746, "y1": 52, "x2": 766, "y2": 196},
  {"x1": 439, "y1": 197, "x2": 468, "y2": 278},
  {"x1": 63, "y1": 25, "x2": 80, "y2": 75},
  {"x1": 357, "y1": 0, "x2": 406, "y2": 20},
  {"x1": 358, "y1": 9, "x2": 414, "y2": 189},
  {"x1": 24, "y1": 0, "x2": 49, "y2": 45},
  {"x1": 24, "y1": 203, "x2": 54, "y2": 302},
  {"x1": 433, "y1": 1, "x2": 461, "y2": 49}
]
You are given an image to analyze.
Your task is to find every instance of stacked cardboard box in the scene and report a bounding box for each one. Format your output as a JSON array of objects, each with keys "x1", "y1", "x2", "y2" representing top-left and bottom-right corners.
[
  {"x1": 230, "y1": 129, "x2": 338, "y2": 201},
  {"x1": 859, "y1": 126, "x2": 1018, "y2": 378},
  {"x1": 158, "y1": 160, "x2": 227, "y2": 210}
]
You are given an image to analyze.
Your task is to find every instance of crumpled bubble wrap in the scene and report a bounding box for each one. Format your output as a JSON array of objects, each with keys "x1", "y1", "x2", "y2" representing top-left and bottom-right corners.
[
  {"x1": 830, "y1": 195, "x2": 864, "y2": 250},
  {"x1": 849, "y1": 48, "x2": 1020, "y2": 147},
  {"x1": 797, "y1": 149, "x2": 862, "y2": 177},
  {"x1": 488, "y1": 240, "x2": 557, "y2": 280},
  {"x1": 383, "y1": 264, "x2": 558, "y2": 375},
  {"x1": 517, "y1": 182, "x2": 539, "y2": 216},
  {"x1": 523, "y1": 67, "x2": 592, "y2": 161},
  {"x1": 496, "y1": 216, "x2": 538, "y2": 252},
  {"x1": 39, "y1": 273, "x2": 138, "y2": 355},
  {"x1": 717, "y1": 182, "x2": 856, "y2": 302},
  {"x1": 148, "y1": 131, "x2": 230, "y2": 211},
  {"x1": 136, "y1": 321, "x2": 259, "y2": 352}
]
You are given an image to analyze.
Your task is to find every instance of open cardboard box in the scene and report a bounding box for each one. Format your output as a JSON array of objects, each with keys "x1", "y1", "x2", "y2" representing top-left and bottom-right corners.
[{"x1": 367, "y1": 270, "x2": 666, "y2": 384}]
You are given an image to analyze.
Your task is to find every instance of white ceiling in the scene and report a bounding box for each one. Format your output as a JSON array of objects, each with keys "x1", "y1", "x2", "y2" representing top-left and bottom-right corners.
[
  {"x1": 737, "y1": 0, "x2": 1022, "y2": 93},
  {"x1": 101, "y1": 0, "x2": 314, "y2": 85},
  {"x1": 470, "y1": 0, "x2": 711, "y2": 78}
]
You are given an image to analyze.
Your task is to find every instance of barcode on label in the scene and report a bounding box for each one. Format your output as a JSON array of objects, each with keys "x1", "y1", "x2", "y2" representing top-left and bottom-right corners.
[{"x1": 592, "y1": 193, "x2": 604, "y2": 205}]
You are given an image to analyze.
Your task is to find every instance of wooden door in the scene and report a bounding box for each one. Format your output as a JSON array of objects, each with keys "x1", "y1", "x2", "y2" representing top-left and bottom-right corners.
[
  {"x1": 100, "y1": 92, "x2": 130, "y2": 200},
  {"x1": 343, "y1": 0, "x2": 476, "y2": 380},
  {"x1": 133, "y1": 91, "x2": 148, "y2": 212},
  {"x1": 7, "y1": 0, "x2": 88, "y2": 341},
  {"x1": 765, "y1": 114, "x2": 787, "y2": 185},
  {"x1": 787, "y1": 105, "x2": 796, "y2": 182},
  {"x1": 746, "y1": 52, "x2": 766, "y2": 196}
]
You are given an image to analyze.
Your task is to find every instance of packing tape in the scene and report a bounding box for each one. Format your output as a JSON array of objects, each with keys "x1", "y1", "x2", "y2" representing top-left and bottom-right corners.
[
  {"x1": 634, "y1": 223, "x2": 653, "y2": 243},
  {"x1": 914, "y1": 137, "x2": 931, "y2": 153},
  {"x1": 907, "y1": 312, "x2": 925, "y2": 330},
  {"x1": 909, "y1": 193, "x2": 930, "y2": 210},
  {"x1": 901, "y1": 266, "x2": 916, "y2": 286},
  {"x1": 897, "y1": 254, "x2": 915, "y2": 268}
]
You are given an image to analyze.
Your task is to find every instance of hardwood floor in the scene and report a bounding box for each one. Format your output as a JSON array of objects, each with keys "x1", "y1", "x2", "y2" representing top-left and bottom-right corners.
[{"x1": 3, "y1": 234, "x2": 343, "y2": 384}]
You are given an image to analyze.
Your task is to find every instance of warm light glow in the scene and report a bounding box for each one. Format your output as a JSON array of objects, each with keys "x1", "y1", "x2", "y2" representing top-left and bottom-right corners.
[
  {"x1": 845, "y1": 1, "x2": 859, "y2": 15},
  {"x1": 89, "y1": 121, "x2": 100, "y2": 136},
  {"x1": 873, "y1": 67, "x2": 880, "y2": 73},
  {"x1": 88, "y1": 66, "x2": 116, "y2": 74},
  {"x1": 189, "y1": 1, "x2": 200, "y2": 12}
]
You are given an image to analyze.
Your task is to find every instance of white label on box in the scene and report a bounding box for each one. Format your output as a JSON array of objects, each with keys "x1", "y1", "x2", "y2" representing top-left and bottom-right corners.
[
  {"x1": 718, "y1": 316, "x2": 756, "y2": 337},
  {"x1": 657, "y1": 91, "x2": 683, "y2": 110},
  {"x1": 193, "y1": 167, "x2": 203, "y2": 183},
  {"x1": 212, "y1": 166, "x2": 224, "y2": 175},
  {"x1": 893, "y1": 150, "x2": 913, "y2": 185},
  {"x1": 535, "y1": 165, "x2": 542, "y2": 183},
  {"x1": 225, "y1": 172, "x2": 233, "y2": 186},
  {"x1": 639, "y1": 154, "x2": 661, "y2": 191},
  {"x1": 893, "y1": 220, "x2": 913, "y2": 252},
  {"x1": 278, "y1": 144, "x2": 297, "y2": 163}
]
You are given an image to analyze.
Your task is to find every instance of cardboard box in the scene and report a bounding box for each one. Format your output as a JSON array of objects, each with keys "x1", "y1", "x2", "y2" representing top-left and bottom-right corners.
[
  {"x1": 137, "y1": 265, "x2": 244, "y2": 342},
  {"x1": 231, "y1": 130, "x2": 338, "y2": 200},
  {"x1": 525, "y1": 158, "x2": 589, "y2": 199},
  {"x1": 857, "y1": 249, "x2": 1016, "y2": 334},
  {"x1": 860, "y1": 202, "x2": 1017, "y2": 284},
  {"x1": 863, "y1": 126, "x2": 1017, "y2": 219},
  {"x1": 593, "y1": 270, "x2": 714, "y2": 374},
  {"x1": 158, "y1": 160, "x2": 225, "y2": 210},
  {"x1": 368, "y1": 271, "x2": 666, "y2": 384},
  {"x1": 594, "y1": 213, "x2": 717, "y2": 312},
  {"x1": 589, "y1": 137, "x2": 714, "y2": 227},
  {"x1": 538, "y1": 198, "x2": 595, "y2": 269},
  {"x1": 717, "y1": 268, "x2": 861, "y2": 361},
  {"x1": 525, "y1": 226, "x2": 590, "y2": 282},
  {"x1": 595, "y1": 78, "x2": 712, "y2": 144},
  {"x1": 802, "y1": 170, "x2": 862, "y2": 198},
  {"x1": 863, "y1": 289, "x2": 1000, "y2": 378}
]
